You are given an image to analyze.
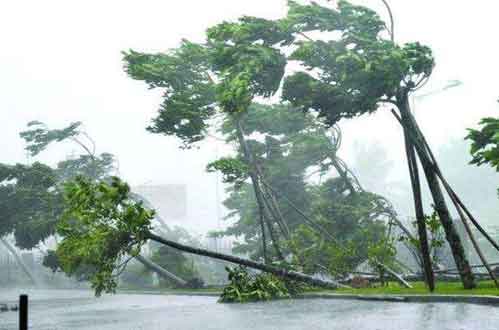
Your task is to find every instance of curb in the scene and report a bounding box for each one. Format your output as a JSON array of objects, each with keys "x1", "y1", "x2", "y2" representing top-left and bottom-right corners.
[{"x1": 296, "y1": 293, "x2": 499, "y2": 306}]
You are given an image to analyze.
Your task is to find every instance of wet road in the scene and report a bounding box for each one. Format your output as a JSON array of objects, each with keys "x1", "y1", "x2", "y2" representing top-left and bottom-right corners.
[{"x1": 0, "y1": 289, "x2": 498, "y2": 330}]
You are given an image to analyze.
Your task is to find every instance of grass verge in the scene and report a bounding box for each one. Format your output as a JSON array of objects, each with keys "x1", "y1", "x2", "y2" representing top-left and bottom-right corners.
[{"x1": 332, "y1": 280, "x2": 498, "y2": 296}]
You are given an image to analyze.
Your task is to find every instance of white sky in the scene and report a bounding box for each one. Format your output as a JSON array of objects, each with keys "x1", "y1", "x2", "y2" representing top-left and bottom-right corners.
[{"x1": 1, "y1": 0, "x2": 498, "y2": 232}]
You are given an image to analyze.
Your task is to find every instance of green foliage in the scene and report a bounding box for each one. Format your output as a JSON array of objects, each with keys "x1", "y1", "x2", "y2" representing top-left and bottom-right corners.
[
  {"x1": 219, "y1": 266, "x2": 302, "y2": 303},
  {"x1": 0, "y1": 162, "x2": 62, "y2": 249},
  {"x1": 367, "y1": 233, "x2": 398, "y2": 283},
  {"x1": 218, "y1": 104, "x2": 338, "y2": 259},
  {"x1": 20, "y1": 121, "x2": 82, "y2": 156},
  {"x1": 56, "y1": 176, "x2": 154, "y2": 296},
  {"x1": 121, "y1": 1, "x2": 403, "y2": 274},
  {"x1": 282, "y1": 2, "x2": 434, "y2": 126},
  {"x1": 214, "y1": 103, "x2": 390, "y2": 269},
  {"x1": 286, "y1": 179, "x2": 388, "y2": 277},
  {"x1": 398, "y1": 211, "x2": 447, "y2": 265},
  {"x1": 123, "y1": 41, "x2": 216, "y2": 147},
  {"x1": 287, "y1": 224, "x2": 361, "y2": 277},
  {"x1": 467, "y1": 116, "x2": 499, "y2": 172},
  {"x1": 206, "y1": 157, "x2": 249, "y2": 187},
  {"x1": 122, "y1": 6, "x2": 289, "y2": 147},
  {"x1": 56, "y1": 153, "x2": 116, "y2": 182},
  {"x1": 424, "y1": 212, "x2": 445, "y2": 261},
  {"x1": 367, "y1": 235, "x2": 397, "y2": 268},
  {"x1": 0, "y1": 121, "x2": 117, "y2": 252}
]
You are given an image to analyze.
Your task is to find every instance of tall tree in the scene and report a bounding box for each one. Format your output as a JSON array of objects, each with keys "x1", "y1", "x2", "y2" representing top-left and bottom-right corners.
[
  {"x1": 123, "y1": 35, "x2": 291, "y2": 262},
  {"x1": 280, "y1": 0, "x2": 479, "y2": 289},
  {"x1": 122, "y1": 0, "x2": 487, "y2": 288}
]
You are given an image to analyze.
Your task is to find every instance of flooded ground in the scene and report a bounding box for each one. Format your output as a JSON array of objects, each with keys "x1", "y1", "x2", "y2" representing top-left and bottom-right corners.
[{"x1": 0, "y1": 289, "x2": 498, "y2": 330}]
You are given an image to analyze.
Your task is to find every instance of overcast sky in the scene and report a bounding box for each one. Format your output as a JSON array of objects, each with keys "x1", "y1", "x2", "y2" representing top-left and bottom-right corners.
[{"x1": 1, "y1": 0, "x2": 498, "y2": 233}]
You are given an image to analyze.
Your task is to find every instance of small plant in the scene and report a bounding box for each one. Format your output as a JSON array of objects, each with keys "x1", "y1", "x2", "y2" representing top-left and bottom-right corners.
[
  {"x1": 219, "y1": 266, "x2": 303, "y2": 303},
  {"x1": 367, "y1": 235, "x2": 397, "y2": 287},
  {"x1": 399, "y1": 210, "x2": 445, "y2": 265}
]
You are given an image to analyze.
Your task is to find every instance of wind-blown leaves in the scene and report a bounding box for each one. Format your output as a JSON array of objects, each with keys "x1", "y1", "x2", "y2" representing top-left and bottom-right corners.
[
  {"x1": 206, "y1": 157, "x2": 249, "y2": 187},
  {"x1": 57, "y1": 176, "x2": 155, "y2": 295},
  {"x1": 467, "y1": 117, "x2": 499, "y2": 171},
  {"x1": 123, "y1": 41, "x2": 216, "y2": 147},
  {"x1": 0, "y1": 162, "x2": 61, "y2": 249},
  {"x1": 282, "y1": 1, "x2": 434, "y2": 125},
  {"x1": 20, "y1": 121, "x2": 82, "y2": 156}
]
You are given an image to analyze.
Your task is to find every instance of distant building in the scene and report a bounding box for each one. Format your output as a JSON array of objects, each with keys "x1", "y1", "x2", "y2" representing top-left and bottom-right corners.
[{"x1": 132, "y1": 183, "x2": 224, "y2": 234}]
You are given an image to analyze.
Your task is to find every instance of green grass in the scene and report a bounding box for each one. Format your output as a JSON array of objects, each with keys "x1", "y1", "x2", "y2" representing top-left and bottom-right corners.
[
  {"x1": 331, "y1": 280, "x2": 499, "y2": 296},
  {"x1": 118, "y1": 281, "x2": 498, "y2": 297}
]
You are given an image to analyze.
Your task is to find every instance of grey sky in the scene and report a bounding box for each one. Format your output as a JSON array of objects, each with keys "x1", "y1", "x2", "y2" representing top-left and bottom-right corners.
[{"x1": 1, "y1": 0, "x2": 498, "y2": 232}]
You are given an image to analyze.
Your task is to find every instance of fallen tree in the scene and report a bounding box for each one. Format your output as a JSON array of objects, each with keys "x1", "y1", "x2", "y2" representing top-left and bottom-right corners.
[
  {"x1": 55, "y1": 176, "x2": 345, "y2": 296},
  {"x1": 145, "y1": 232, "x2": 344, "y2": 290}
]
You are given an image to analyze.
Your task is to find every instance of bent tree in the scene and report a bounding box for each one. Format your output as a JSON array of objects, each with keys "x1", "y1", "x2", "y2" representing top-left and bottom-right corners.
[
  {"x1": 122, "y1": 0, "x2": 493, "y2": 288},
  {"x1": 122, "y1": 3, "x2": 394, "y2": 269},
  {"x1": 123, "y1": 39, "x2": 290, "y2": 264},
  {"x1": 279, "y1": 1, "x2": 481, "y2": 289}
]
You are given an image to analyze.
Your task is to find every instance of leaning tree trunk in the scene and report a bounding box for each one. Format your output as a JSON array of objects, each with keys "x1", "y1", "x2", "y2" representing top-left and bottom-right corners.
[
  {"x1": 0, "y1": 237, "x2": 38, "y2": 286},
  {"x1": 397, "y1": 96, "x2": 475, "y2": 289},
  {"x1": 135, "y1": 254, "x2": 187, "y2": 286},
  {"x1": 234, "y1": 116, "x2": 284, "y2": 261},
  {"x1": 401, "y1": 109, "x2": 435, "y2": 291},
  {"x1": 145, "y1": 232, "x2": 346, "y2": 289}
]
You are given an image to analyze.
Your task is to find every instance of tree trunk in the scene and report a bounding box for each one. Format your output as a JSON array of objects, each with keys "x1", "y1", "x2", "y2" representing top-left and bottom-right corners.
[
  {"x1": 145, "y1": 232, "x2": 347, "y2": 289},
  {"x1": 396, "y1": 97, "x2": 475, "y2": 289},
  {"x1": 0, "y1": 237, "x2": 38, "y2": 286},
  {"x1": 374, "y1": 260, "x2": 413, "y2": 289},
  {"x1": 401, "y1": 110, "x2": 435, "y2": 291},
  {"x1": 135, "y1": 254, "x2": 187, "y2": 286},
  {"x1": 234, "y1": 116, "x2": 283, "y2": 261}
]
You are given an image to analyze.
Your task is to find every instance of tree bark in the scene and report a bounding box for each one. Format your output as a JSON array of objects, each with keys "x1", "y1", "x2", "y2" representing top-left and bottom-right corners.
[
  {"x1": 401, "y1": 110, "x2": 435, "y2": 291},
  {"x1": 395, "y1": 98, "x2": 475, "y2": 289},
  {"x1": 234, "y1": 116, "x2": 283, "y2": 261},
  {"x1": 135, "y1": 254, "x2": 187, "y2": 286},
  {"x1": 145, "y1": 232, "x2": 347, "y2": 289}
]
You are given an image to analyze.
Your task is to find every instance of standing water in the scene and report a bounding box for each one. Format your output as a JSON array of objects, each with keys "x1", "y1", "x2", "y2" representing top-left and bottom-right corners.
[{"x1": 0, "y1": 289, "x2": 498, "y2": 330}]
